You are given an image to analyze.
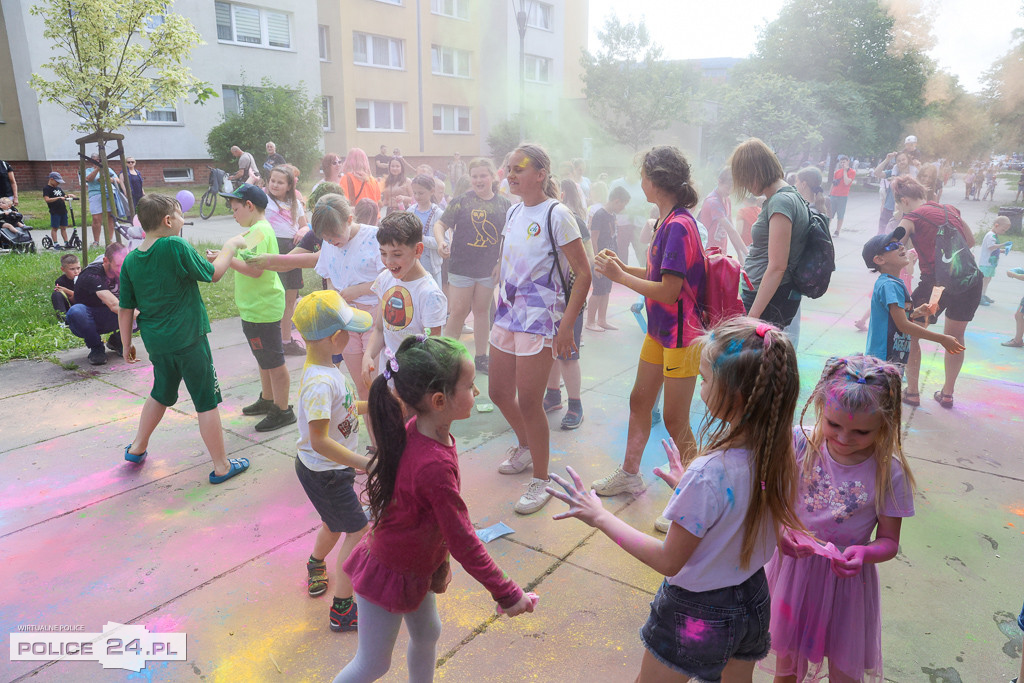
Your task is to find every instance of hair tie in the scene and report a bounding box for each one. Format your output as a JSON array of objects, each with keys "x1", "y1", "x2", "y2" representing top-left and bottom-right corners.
[
  {"x1": 813, "y1": 185, "x2": 823, "y2": 194},
  {"x1": 754, "y1": 323, "x2": 772, "y2": 338},
  {"x1": 856, "y1": 376, "x2": 867, "y2": 384},
  {"x1": 382, "y1": 348, "x2": 399, "y2": 380}
]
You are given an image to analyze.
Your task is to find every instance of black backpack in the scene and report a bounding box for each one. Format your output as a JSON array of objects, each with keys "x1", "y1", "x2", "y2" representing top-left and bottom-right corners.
[
  {"x1": 787, "y1": 201, "x2": 835, "y2": 299},
  {"x1": 906, "y1": 203, "x2": 981, "y2": 294}
]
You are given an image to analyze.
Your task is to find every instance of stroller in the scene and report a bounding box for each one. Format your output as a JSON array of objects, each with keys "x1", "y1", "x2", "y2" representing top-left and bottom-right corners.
[{"x1": 0, "y1": 223, "x2": 36, "y2": 253}]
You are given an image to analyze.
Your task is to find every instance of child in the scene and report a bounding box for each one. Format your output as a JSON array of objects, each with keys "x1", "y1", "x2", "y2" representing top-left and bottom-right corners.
[
  {"x1": 763, "y1": 354, "x2": 916, "y2": 682},
  {"x1": 291, "y1": 290, "x2": 374, "y2": 632},
  {"x1": 264, "y1": 165, "x2": 309, "y2": 355},
  {"x1": 335, "y1": 336, "x2": 535, "y2": 682},
  {"x1": 862, "y1": 227, "x2": 964, "y2": 368},
  {"x1": 1003, "y1": 267, "x2": 1024, "y2": 348},
  {"x1": 219, "y1": 183, "x2": 295, "y2": 432},
  {"x1": 118, "y1": 194, "x2": 250, "y2": 483},
  {"x1": 585, "y1": 185, "x2": 629, "y2": 332},
  {"x1": 0, "y1": 196, "x2": 27, "y2": 231},
  {"x1": 42, "y1": 172, "x2": 77, "y2": 249},
  {"x1": 978, "y1": 216, "x2": 1013, "y2": 305},
  {"x1": 360, "y1": 211, "x2": 447, "y2": 388},
  {"x1": 548, "y1": 318, "x2": 805, "y2": 681},
  {"x1": 410, "y1": 174, "x2": 443, "y2": 287},
  {"x1": 52, "y1": 253, "x2": 81, "y2": 320},
  {"x1": 737, "y1": 194, "x2": 762, "y2": 248}
]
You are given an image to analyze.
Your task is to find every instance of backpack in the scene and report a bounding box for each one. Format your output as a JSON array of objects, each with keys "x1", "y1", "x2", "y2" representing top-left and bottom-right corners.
[
  {"x1": 543, "y1": 202, "x2": 585, "y2": 310},
  {"x1": 681, "y1": 246, "x2": 746, "y2": 331},
  {"x1": 906, "y1": 204, "x2": 981, "y2": 294},
  {"x1": 787, "y1": 200, "x2": 835, "y2": 299}
]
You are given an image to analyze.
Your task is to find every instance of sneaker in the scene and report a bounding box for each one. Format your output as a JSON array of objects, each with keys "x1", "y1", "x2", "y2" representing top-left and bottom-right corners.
[
  {"x1": 475, "y1": 354, "x2": 489, "y2": 375},
  {"x1": 242, "y1": 395, "x2": 274, "y2": 416},
  {"x1": 591, "y1": 467, "x2": 647, "y2": 496},
  {"x1": 106, "y1": 333, "x2": 123, "y2": 355},
  {"x1": 88, "y1": 348, "x2": 107, "y2": 365},
  {"x1": 654, "y1": 516, "x2": 671, "y2": 533},
  {"x1": 329, "y1": 600, "x2": 358, "y2": 632},
  {"x1": 307, "y1": 558, "x2": 328, "y2": 597},
  {"x1": 255, "y1": 404, "x2": 297, "y2": 432},
  {"x1": 979, "y1": 298, "x2": 991, "y2": 306},
  {"x1": 514, "y1": 478, "x2": 552, "y2": 515},
  {"x1": 498, "y1": 445, "x2": 531, "y2": 474},
  {"x1": 561, "y1": 404, "x2": 584, "y2": 430},
  {"x1": 982, "y1": 294, "x2": 995, "y2": 304},
  {"x1": 543, "y1": 389, "x2": 563, "y2": 413},
  {"x1": 283, "y1": 340, "x2": 306, "y2": 356}
]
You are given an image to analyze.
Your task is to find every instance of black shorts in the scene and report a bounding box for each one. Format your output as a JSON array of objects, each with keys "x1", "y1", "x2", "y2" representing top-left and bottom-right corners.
[
  {"x1": 910, "y1": 274, "x2": 982, "y2": 324},
  {"x1": 294, "y1": 457, "x2": 368, "y2": 533},
  {"x1": 591, "y1": 268, "x2": 613, "y2": 296},
  {"x1": 742, "y1": 282, "x2": 801, "y2": 328},
  {"x1": 241, "y1": 319, "x2": 285, "y2": 369},
  {"x1": 276, "y1": 237, "x2": 304, "y2": 290}
]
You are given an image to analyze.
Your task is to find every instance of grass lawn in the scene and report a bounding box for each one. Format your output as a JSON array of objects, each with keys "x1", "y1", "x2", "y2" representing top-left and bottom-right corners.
[{"x1": 0, "y1": 241, "x2": 319, "y2": 365}]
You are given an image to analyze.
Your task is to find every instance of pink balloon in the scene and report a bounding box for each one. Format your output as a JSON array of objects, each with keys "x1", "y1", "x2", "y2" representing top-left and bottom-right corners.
[
  {"x1": 176, "y1": 189, "x2": 196, "y2": 212},
  {"x1": 132, "y1": 215, "x2": 142, "y2": 228}
]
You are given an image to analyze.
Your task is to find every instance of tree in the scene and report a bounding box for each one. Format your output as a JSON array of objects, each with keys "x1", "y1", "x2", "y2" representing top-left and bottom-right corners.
[
  {"x1": 206, "y1": 78, "x2": 324, "y2": 176},
  {"x1": 580, "y1": 16, "x2": 699, "y2": 151},
  {"x1": 983, "y1": 24, "x2": 1024, "y2": 151}
]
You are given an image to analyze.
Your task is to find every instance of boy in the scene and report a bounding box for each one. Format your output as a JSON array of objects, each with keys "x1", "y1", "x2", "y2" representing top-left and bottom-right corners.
[
  {"x1": 42, "y1": 172, "x2": 77, "y2": 249},
  {"x1": 862, "y1": 227, "x2": 964, "y2": 368},
  {"x1": 118, "y1": 194, "x2": 250, "y2": 483},
  {"x1": 52, "y1": 253, "x2": 81, "y2": 321},
  {"x1": 218, "y1": 183, "x2": 295, "y2": 432},
  {"x1": 1003, "y1": 267, "x2": 1024, "y2": 348},
  {"x1": 0, "y1": 196, "x2": 27, "y2": 231},
  {"x1": 361, "y1": 211, "x2": 447, "y2": 387},
  {"x1": 291, "y1": 290, "x2": 374, "y2": 632},
  {"x1": 586, "y1": 185, "x2": 630, "y2": 332},
  {"x1": 978, "y1": 216, "x2": 1013, "y2": 305}
]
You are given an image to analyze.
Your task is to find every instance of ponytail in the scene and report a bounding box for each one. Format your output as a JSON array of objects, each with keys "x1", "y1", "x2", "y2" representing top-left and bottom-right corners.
[{"x1": 364, "y1": 372, "x2": 408, "y2": 521}]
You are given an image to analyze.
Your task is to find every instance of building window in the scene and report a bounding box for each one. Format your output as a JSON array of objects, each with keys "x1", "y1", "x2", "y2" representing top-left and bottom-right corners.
[
  {"x1": 431, "y1": 0, "x2": 468, "y2": 19},
  {"x1": 356, "y1": 100, "x2": 405, "y2": 131},
  {"x1": 431, "y1": 45, "x2": 470, "y2": 78},
  {"x1": 129, "y1": 102, "x2": 179, "y2": 124},
  {"x1": 372, "y1": 0, "x2": 402, "y2": 4},
  {"x1": 318, "y1": 25, "x2": 330, "y2": 61},
  {"x1": 524, "y1": 54, "x2": 551, "y2": 83},
  {"x1": 322, "y1": 96, "x2": 333, "y2": 131},
  {"x1": 215, "y1": 2, "x2": 291, "y2": 50},
  {"x1": 432, "y1": 104, "x2": 470, "y2": 134},
  {"x1": 526, "y1": 1, "x2": 552, "y2": 30},
  {"x1": 222, "y1": 86, "x2": 243, "y2": 116},
  {"x1": 162, "y1": 168, "x2": 194, "y2": 183},
  {"x1": 353, "y1": 32, "x2": 404, "y2": 69}
]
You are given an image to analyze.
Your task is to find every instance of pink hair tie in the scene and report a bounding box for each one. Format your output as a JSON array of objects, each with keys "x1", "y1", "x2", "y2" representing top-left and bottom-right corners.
[{"x1": 754, "y1": 323, "x2": 773, "y2": 338}]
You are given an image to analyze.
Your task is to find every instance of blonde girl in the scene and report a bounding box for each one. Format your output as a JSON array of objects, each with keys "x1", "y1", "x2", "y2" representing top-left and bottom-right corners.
[{"x1": 265, "y1": 165, "x2": 310, "y2": 354}]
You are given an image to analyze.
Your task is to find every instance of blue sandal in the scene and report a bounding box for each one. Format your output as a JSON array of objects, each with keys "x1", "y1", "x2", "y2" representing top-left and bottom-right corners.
[
  {"x1": 209, "y1": 457, "x2": 250, "y2": 485},
  {"x1": 124, "y1": 445, "x2": 147, "y2": 464}
]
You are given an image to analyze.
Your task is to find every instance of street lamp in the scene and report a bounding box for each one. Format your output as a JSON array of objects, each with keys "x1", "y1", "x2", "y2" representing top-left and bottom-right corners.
[{"x1": 512, "y1": 0, "x2": 531, "y2": 140}]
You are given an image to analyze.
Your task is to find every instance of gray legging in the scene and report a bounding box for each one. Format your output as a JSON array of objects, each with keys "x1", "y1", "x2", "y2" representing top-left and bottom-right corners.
[{"x1": 333, "y1": 592, "x2": 442, "y2": 683}]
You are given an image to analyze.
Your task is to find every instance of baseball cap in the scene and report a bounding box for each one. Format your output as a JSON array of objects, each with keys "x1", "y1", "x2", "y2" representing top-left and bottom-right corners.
[
  {"x1": 862, "y1": 226, "x2": 906, "y2": 270},
  {"x1": 219, "y1": 183, "x2": 268, "y2": 210},
  {"x1": 904, "y1": 135, "x2": 918, "y2": 144},
  {"x1": 48, "y1": 172, "x2": 65, "y2": 183},
  {"x1": 293, "y1": 290, "x2": 373, "y2": 341}
]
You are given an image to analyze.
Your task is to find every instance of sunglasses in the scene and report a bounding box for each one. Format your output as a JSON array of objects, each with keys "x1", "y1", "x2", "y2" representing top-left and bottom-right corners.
[
  {"x1": 882, "y1": 241, "x2": 902, "y2": 252},
  {"x1": 127, "y1": 161, "x2": 136, "y2": 164},
  {"x1": 332, "y1": 160, "x2": 343, "y2": 165}
]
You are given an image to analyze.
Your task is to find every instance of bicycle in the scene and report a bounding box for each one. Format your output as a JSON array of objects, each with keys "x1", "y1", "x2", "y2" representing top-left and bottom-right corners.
[{"x1": 199, "y1": 167, "x2": 232, "y2": 220}]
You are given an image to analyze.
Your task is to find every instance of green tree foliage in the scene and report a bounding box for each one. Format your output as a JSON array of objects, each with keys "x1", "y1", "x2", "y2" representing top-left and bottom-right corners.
[
  {"x1": 206, "y1": 78, "x2": 323, "y2": 176},
  {"x1": 581, "y1": 16, "x2": 699, "y2": 152},
  {"x1": 29, "y1": 0, "x2": 211, "y2": 134},
  {"x1": 983, "y1": 22, "x2": 1024, "y2": 151},
  {"x1": 912, "y1": 73, "x2": 992, "y2": 163}
]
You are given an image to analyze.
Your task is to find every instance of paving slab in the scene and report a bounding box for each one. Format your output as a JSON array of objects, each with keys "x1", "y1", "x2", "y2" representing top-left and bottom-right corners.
[{"x1": 0, "y1": 359, "x2": 86, "y2": 399}]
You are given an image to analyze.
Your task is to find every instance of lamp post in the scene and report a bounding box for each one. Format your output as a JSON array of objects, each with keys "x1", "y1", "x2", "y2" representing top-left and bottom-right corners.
[{"x1": 512, "y1": 0, "x2": 530, "y2": 140}]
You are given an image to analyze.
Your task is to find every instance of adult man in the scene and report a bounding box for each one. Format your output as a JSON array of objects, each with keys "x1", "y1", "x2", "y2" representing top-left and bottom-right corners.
[
  {"x1": 263, "y1": 141, "x2": 286, "y2": 174},
  {"x1": 0, "y1": 158, "x2": 16, "y2": 205},
  {"x1": 229, "y1": 146, "x2": 258, "y2": 184},
  {"x1": 447, "y1": 152, "x2": 467, "y2": 186},
  {"x1": 374, "y1": 145, "x2": 391, "y2": 175},
  {"x1": 66, "y1": 243, "x2": 128, "y2": 365}
]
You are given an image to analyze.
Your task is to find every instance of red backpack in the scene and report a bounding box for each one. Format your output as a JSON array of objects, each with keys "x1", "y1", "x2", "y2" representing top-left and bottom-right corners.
[{"x1": 682, "y1": 246, "x2": 747, "y2": 331}]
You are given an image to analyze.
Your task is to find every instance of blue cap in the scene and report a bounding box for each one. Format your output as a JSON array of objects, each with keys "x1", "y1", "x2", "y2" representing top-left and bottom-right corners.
[{"x1": 219, "y1": 183, "x2": 268, "y2": 210}]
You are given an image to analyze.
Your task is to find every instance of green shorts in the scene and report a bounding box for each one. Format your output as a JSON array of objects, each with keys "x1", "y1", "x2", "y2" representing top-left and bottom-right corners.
[{"x1": 150, "y1": 336, "x2": 222, "y2": 413}]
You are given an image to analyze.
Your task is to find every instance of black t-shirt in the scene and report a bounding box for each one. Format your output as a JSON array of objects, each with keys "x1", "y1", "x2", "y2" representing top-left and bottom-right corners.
[
  {"x1": 440, "y1": 191, "x2": 512, "y2": 278},
  {"x1": 43, "y1": 185, "x2": 69, "y2": 215},
  {"x1": 74, "y1": 262, "x2": 119, "y2": 308},
  {"x1": 263, "y1": 152, "x2": 286, "y2": 172},
  {"x1": 298, "y1": 230, "x2": 322, "y2": 253},
  {"x1": 0, "y1": 160, "x2": 12, "y2": 197},
  {"x1": 591, "y1": 207, "x2": 617, "y2": 252},
  {"x1": 55, "y1": 274, "x2": 76, "y2": 290},
  {"x1": 374, "y1": 153, "x2": 390, "y2": 172}
]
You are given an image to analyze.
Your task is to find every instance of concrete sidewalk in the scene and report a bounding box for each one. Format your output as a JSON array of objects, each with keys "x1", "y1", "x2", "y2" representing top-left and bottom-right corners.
[{"x1": 2, "y1": 184, "x2": 1023, "y2": 682}]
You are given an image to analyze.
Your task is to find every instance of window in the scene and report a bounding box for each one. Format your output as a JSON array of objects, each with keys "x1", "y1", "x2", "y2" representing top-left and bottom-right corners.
[
  {"x1": 222, "y1": 86, "x2": 243, "y2": 116},
  {"x1": 431, "y1": 45, "x2": 470, "y2": 78},
  {"x1": 432, "y1": 104, "x2": 470, "y2": 134},
  {"x1": 318, "y1": 25, "x2": 330, "y2": 61},
  {"x1": 352, "y1": 32, "x2": 404, "y2": 69},
  {"x1": 372, "y1": 0, "x2": 402, "y2": 4},
  {"x1": 143, "y1": 14, "x2": 165, "y2": 31},
  {"x1": 129, "y1": 102, "x2": 179, "y2": 124},
  {"x1": 322, "y1": 96, "x2": 333, "y2": 131},
  {"x1": 356, "y1": 100, "x2": 405, "y2": 131},
  {"x1": 526, "y1": 1, "x2": 552, "y2": 30},
  {"x1": 215, "y1": 2, "x2": 291, "y2": 49},
  {"x1": 524, "y1": 54, "x2": 551, "y2": 83},
  {"x1": 162, "y1": 168, "x2": 194, "y2": 183},
  {"x1": 431, "y1": 0, "x2": 468, "y2": 19}
]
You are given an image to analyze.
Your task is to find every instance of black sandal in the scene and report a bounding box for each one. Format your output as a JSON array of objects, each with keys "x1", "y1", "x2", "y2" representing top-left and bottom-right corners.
[{"x1": 901, "y1": 391, "x2": 920, "y2": 407}]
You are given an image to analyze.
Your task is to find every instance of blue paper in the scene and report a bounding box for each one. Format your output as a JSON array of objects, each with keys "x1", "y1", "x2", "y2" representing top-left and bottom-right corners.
[{"x1": 475, "y1": 522, "x2": 515, "y2": 543}]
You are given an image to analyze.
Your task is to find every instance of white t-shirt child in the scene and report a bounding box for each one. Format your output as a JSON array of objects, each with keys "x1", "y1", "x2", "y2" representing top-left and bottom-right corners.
[
  {"x1": 370, "y1": 270, "x2": 448, "y2": 355},
  {"x1": 265, "y1": 196, "x2": 306, "y2": 239},
  {"x1": 314, "y1": 225, "x2": 383, "y2": 307},
  {"x1": 296, "y1": 365, "x2": 360, "y2": 472}
]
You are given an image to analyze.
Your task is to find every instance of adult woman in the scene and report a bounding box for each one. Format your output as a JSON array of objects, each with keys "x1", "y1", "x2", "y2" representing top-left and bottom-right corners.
[
  {"x1": 892, "y1": 176, "x2": 981, "y2": 409},
  {"x1": 125, "y1": 157, "x2": 144, "y2": 211},
  {"x1": 312, "y1": 153, "x2": 343, "y2": 193},
  {"x1": 488, "y1": 144, "x2": 590, "y2": 515},
  {"x1": 590, "y1": 146, "x2": 705, "y2": 536},
  {"x1": 339, "y1": 149, "x2": 381, "y2": 207},
  {"x1": 85, "y1": 152, "x2": 127, "y2": 247},
  {"x1": 437, "y1": 158, "x2": 511, "y2": 374},
  {"x1": 380, "y1": 158, "x2": 412, "y2": 215},
  {"x1": 731, "y1": 138, "x2": 811, "y2": 328}
]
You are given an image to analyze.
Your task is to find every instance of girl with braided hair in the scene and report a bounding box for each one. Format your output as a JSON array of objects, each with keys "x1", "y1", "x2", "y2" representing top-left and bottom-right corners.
[
  {"x1": 763, "y1": 354, "x2": 916, "y2": 683},
  {"x1": 547, "y1": 317, "x2": 804, "y2": 681}
]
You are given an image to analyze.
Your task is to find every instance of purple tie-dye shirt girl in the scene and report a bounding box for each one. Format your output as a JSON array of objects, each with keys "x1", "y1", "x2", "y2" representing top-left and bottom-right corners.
[{"x1": 645, "y1": 206, "x2": 706, "y2": 348}]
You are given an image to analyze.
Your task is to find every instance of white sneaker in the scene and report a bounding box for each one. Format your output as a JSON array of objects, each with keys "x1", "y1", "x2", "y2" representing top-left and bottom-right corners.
[
  {"x1": 514, "y1": 478, "x2": 552, "y2": 514},
  {"x1": 654, "y1": 516, "x2": 671, "y2": 533},
  {"x1": 498, "y1": 445, "x2": 531, "y2": 475},
  {"x1": 591, "y1": 467, "x2": 647, "y2": 496}
]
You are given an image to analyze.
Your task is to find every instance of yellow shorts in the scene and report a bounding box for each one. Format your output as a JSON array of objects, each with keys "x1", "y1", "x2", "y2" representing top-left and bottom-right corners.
[{"x1": 639, "y1": 336, "x2": 702, "y2": 378}]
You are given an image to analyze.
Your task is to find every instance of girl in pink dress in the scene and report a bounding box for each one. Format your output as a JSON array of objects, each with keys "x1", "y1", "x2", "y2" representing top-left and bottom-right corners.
[{"x1": 764, "y1": 354, "x2": 916, "y2": 682}]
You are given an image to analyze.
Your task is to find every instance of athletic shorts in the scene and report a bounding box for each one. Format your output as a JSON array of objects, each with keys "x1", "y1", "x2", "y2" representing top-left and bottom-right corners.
[
  {"x1": 978, "y1": 264, "x2": 996, "y2": 278},
  {"x1": 910, "y1": 275, "x2": 983, "y2": 324},
  {"x1": 639, "y1": 335, "x2": 701, "y2": 379},
  {"x1": 294, "y1": 458, "x2": 368, "y2": 534},
  {"x1": 829, "y1": 195, "x2": 849, "y2": 221},
  {"x1": 448, "y1": 272, "x2": 495, "y2": 289},
  {"x1": 591, "y1": 268, "x2": 613, "y2": 296},
  {"x1": 341, "y1": 302, "x2": 377, "y2": 358},
  {"x1": 149, "y1": 336, "x2": 222, "y2": 412},
  {"x1": 276, "y1": 237, "x2": 304, "y2": 289},
  {"x1": 241, "y1": 319, "x2": 286, "y2": 370},
  {"x1": 489, "y1": 322, "x2": 553, "y2": 358},
  {"x1": 50, "y1": 213, "x2": 69, "y2": 229}
]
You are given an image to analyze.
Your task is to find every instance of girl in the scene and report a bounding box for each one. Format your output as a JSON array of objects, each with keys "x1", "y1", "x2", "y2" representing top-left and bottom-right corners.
[
  {"x1": 381, "y1": 158, "x2": 412, "y2": 215},
  {"x1": 265, "y1": 165, "x2": 310, "y2": 355},
  {"x1": 354, "y1": 198, "x2": 380, "y2": 227},
  {"x1": 592, "y1": 146, "x2": 705, "y2": 535},
  {"x1": 410, "y1": 174, "x2": 443, "y2": 286},
  {"x1": 335, "y1": 336, "x2": 534, "y2": 682},
  {"x1": 764, "y1": 354, "x2": 915, "y2": 682},
  {"x1": 548, "y1": 317, "x2": 804, "y2": 682},
  {"x1": 313, "y1": 153, "x2": 344, "y2": 194},
  {"x1": 340, "y1": 148, "x2": 382, "y2": 206},
  {"x1": 488, "y1": 144, "x2": 591, "y2": 515}
]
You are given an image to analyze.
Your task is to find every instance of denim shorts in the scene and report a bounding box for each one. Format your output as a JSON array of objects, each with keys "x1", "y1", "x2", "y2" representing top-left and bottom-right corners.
[
  {"x1": 294, "y1": 457, "x2": 368, "y2": 534},
  {"x1": 640, "y1": 569, "x2": 771, "y2": 681}
]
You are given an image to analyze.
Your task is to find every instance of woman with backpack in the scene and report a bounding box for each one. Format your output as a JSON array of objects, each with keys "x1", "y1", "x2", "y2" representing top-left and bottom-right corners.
[
  {"x1": 892, "y1": 176, "x2": 981, "y2": 409},
  {"x1": 730, "y1": 138, "x2": 812, "y2": 328}
]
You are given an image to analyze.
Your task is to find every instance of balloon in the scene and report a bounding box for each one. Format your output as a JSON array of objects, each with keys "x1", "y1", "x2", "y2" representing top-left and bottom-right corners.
[
  {"x1": 176, "y1": 190, "x2": 196, "y2": 212},
  {"x1": 132, "y1": 215, "x2": 142, "y2": 228}
]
